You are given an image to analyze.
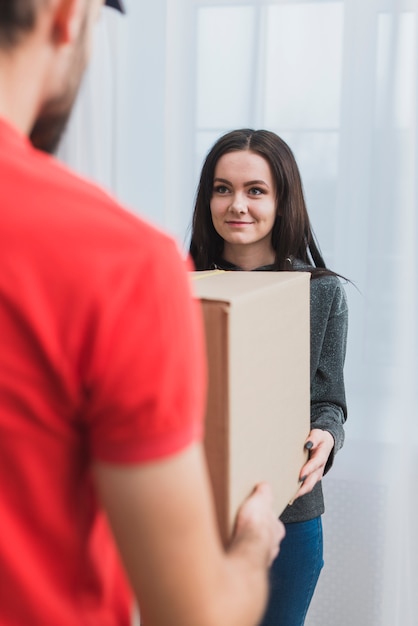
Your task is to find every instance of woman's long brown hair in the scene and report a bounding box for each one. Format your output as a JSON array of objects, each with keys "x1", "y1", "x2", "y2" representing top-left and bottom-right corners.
[{"x1": 189, "y1": 128, "x2": 341, "y2": 279}]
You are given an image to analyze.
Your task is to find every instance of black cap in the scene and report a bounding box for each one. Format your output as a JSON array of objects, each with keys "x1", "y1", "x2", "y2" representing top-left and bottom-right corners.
[{"x1": 105, "y1": 0, "x2": 125, "y2": 12}]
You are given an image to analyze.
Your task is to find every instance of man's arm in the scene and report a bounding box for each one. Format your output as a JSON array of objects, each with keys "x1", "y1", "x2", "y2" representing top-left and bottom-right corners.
[{"x1": 94, "y1": 442, "x2": 284, "y2": 626}]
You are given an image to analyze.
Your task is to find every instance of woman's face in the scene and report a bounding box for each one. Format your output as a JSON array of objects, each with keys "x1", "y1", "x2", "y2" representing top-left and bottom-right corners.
[{"x1": 210, "y1": 150, "x2": 277, "y2": 264}]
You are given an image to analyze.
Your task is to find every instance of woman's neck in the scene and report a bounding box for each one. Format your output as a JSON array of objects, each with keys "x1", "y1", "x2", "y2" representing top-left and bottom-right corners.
[{"x1": 222, "y1": 243, "x2": 275, "y2": 271}]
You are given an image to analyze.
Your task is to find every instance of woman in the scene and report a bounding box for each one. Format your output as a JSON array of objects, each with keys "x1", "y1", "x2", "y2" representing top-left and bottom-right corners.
[{"x1": 189, "y1": 129, "x2": 348, "y2": 626}]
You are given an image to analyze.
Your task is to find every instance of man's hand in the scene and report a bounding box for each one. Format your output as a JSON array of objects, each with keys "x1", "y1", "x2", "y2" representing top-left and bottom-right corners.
[{"x1": 231, "y1": 483, "x2": 285, "y2": 566}]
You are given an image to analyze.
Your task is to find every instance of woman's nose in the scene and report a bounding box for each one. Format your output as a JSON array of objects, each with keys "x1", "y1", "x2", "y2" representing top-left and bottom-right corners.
[{"x1": 229, "y1": 193, "x2": 248, "y2": 213}]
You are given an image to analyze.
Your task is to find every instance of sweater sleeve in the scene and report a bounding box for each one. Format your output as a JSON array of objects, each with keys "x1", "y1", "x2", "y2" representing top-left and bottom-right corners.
[{"x1": 309, "y1": 276, "x2": 348, "y2": 474}]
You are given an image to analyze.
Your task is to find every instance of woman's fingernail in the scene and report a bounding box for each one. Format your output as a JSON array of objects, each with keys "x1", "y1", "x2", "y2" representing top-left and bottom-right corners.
[
  {"x1": 300, "y1": 475, "x2": 307, "y2": 482},
  {"x1": 304, "y1": 441, "x2": 313, "y2": 450}
]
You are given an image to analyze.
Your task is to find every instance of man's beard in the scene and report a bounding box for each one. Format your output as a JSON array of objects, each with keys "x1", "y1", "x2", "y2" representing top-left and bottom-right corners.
[
  {"x1": 29, "y1": 13, "x2": 88, "y2": 155},
  {"x1": 29, "y1": 101, "x2": 73, "y2": 155}
]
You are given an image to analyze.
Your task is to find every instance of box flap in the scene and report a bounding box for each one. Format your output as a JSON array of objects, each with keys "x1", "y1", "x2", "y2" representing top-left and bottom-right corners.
[{"x1": 191, "y1": 270, "x2": 308, "y2": 304}]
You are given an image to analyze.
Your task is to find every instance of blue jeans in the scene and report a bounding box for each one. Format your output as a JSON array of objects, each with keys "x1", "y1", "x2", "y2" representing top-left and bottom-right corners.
[{"x1": 259, "y1": 517, "x2": 324, "y2": 626}]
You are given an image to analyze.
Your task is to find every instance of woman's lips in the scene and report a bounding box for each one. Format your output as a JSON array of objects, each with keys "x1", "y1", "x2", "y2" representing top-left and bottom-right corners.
[{"x1": 225, "y1": 221, "x2": 254, "y2": 226}]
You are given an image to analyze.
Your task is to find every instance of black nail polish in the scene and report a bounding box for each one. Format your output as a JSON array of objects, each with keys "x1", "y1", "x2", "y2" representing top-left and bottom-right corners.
[{"x1": 304, "y1": 441, "x2": 313, "y2": 450}]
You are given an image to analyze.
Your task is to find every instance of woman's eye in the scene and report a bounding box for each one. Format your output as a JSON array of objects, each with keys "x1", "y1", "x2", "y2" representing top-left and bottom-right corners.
[
  {"x1": 213, "y1": 185, "x2": 229, "y2": 194},
  {"x1": 249, "y1": 187, "x2": 264, "y2": 196}
]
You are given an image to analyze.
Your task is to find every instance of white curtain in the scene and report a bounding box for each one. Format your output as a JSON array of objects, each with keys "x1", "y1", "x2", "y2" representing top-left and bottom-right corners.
[{"x1": 59, "y1": 1, "x2": 418, "y2": 624}]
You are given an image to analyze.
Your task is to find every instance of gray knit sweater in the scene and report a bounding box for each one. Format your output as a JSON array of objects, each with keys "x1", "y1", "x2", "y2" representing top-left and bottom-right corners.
[{"x1": 214, "y1": 258, "x2": 348, "y2": 524}]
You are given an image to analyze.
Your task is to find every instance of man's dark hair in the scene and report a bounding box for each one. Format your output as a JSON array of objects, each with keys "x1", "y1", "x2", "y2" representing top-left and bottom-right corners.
[{"x1": 0, "y1": 0, "x2": 41, "y2": 48}]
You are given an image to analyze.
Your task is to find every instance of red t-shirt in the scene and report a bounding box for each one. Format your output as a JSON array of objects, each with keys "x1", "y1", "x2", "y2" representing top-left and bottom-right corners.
[{"x1": 0, "y1": 119, "x2": 206, "y2": 625}]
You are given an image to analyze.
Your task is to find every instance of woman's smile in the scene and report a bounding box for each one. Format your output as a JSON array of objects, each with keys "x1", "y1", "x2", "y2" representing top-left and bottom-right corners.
[{"x1": 225, "y1": 220, "x2": 255, "y2": 226}]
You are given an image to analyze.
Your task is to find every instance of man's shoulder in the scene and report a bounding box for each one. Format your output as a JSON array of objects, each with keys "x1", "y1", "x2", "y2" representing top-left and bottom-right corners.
[
  {"x1": 36, "y1": 151, "x2": 160, "y2": 234},
  {"x1": 11, "y1": 141, "x2": 176, "y2": 255},
  {"x1": 2, "y1": 138, "x2": 184, "y2": 289}
]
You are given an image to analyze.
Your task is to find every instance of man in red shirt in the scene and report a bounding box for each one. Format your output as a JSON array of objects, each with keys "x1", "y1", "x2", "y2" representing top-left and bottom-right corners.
[{"x1": 0, "y1": 1, "x2": 284, "y2": 625}]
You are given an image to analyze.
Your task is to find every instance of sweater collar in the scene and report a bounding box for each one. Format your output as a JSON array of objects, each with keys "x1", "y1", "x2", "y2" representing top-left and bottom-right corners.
[
  {"x1": 211, "y1": 258, "x2": 277, "y2": 272},
  {"x1": 211, "y1": 257, "x2": 311, "y2": 272}
]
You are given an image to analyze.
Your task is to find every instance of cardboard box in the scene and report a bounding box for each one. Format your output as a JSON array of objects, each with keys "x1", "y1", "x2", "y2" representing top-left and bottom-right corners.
[{"x1": 191, "y1": 271, "x2": 310, "y2": 544}]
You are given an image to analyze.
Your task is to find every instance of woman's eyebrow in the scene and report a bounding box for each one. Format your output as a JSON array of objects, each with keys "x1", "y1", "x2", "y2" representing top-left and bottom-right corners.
[
  {"x1": 244, "y1": 179, "x2": 269, "y2": 187},
  {"x1": 213, "y1": 177, "x2": 270, "y2": 187},
  {"x1": 213, "y1": 177, "x2": 231, "y2": 185}
]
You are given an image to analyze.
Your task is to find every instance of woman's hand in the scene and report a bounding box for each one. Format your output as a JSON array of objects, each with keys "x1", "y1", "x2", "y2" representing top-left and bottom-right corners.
[{"x1": 291, "y1": 429, "x2": 335, "y2": 502}]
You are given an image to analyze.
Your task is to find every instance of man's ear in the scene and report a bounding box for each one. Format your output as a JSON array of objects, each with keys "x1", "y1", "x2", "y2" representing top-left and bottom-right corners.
[{"x1": 51, "y1": 0, "x2": 83, "y2": 46}]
